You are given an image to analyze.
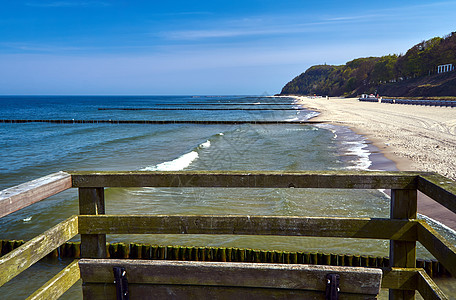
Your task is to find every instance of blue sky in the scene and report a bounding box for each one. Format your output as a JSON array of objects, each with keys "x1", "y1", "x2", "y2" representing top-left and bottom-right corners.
[{"x1": 0, "y1": 1, "x2": 455, "y2": 95}]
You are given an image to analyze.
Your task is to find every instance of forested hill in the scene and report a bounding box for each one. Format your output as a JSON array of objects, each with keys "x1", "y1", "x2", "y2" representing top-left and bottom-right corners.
[{"x1": 280, "y1": 32, "x2": 456, "y2": 97}]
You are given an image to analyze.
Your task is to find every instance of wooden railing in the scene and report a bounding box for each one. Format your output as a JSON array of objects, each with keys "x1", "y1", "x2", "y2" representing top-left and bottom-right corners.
[{"x1": 0, "y1": 171, "x2": 455, "y2": 299}]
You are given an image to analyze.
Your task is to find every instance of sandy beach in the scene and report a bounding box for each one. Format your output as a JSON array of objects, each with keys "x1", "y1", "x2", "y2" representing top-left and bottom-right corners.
[{"x1": 291, "y1": 96, "x2": 456, "y2": 229}]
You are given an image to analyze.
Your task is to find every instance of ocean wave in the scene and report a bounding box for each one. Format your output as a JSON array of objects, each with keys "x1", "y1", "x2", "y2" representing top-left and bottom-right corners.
[
  {"x1": 316, "y1": 123, "x2": 337, "y2": 138},
  {"x1": 199, "y1": 140, "x2": 211, "y2": 148},
  {"x1": 284, "y1": 117, "x2": 300, "y2": 121},
  {"x1": 285, "y1": 111, "x2": 319, "y2": 122},
  {"x1": 317, "y1": 124, "x2": 372, "y2": 171},
  {"x1": 142, "y1": 151, "x2": 199, "y2": 171},
  {"x1": 343, "y1": 141, "x2": 372, "y2": 170},
  {"x1": 141, "y1": 136, "x2": 216, "y2": 171},
  {"x1": 306, "y1": 111, "x2": 320, "y2": 119}
]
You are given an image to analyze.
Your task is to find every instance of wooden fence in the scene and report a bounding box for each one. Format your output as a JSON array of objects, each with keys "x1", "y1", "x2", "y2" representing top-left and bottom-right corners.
[{"x1": 0, "y1": 171, "x2": 455, "y2": 299}]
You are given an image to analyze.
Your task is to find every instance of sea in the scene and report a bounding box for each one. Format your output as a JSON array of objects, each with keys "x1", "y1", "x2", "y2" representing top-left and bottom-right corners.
[{"x1": 0, "y1": 95, "x2": 455, "y2": 298}]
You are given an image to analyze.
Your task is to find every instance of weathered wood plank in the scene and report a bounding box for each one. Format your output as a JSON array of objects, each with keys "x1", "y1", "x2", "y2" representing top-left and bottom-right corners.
[
  {"x1": 82, "y1": 284, "x2": 373, "y2": 299},
  {"x1": 82, "y1": 284, "x2": 334, "y2": 299},
  {"x1": 26, "y1": 260, "x2": 80, "y2": 300},
  {"x1": 79, "y1": 259, "x2": 382, "y2": 295},
  {"x1": 417, "y1": 221, "x2": 456, "y2": 277},
  {"x1": 0, "y1": 216, "x2": 78, "y2": 287},
  {"x1": 70, "y1": 170, "x2": 419, "y2": 189},
  {"x1": 417, "y1": 173, "x2": 456, "y2": 214},
  {"x1": 389, "y1": 189, "x2": 417, "y2": 300},
  {"x1": 416, "y1": 270, "x2": 448, "y2": 300},
  {"x1": 78, "y1": 215, "x2": 418, "y2": 241},
  {"x1": 79, "y1": 188, "x2": 106, "y2": 259},
  {"x1": 0, "y1": 171, "x2": 72, "y2": 218}
]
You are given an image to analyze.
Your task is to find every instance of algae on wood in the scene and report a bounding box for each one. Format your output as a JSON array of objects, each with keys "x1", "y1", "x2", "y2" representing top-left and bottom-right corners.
[
  {"x1": 0, "y1": 216, "x2": 78, "y2": 286},
  {"x1": 77, "y1": 214, "x2": 417, "y2": 241},
  {"x1": 26, "y1": 260, "x2": 80, "y2": 300}
]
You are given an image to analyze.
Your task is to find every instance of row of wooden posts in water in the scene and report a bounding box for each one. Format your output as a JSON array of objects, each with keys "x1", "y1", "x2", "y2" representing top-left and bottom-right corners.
[
  {"x1": 0, "y1": 119, "x2": 323, "y2": 125},
  {"x1": 359, "y1": 98, "x2": 456, "y2": 107},
  {"x1": 97, "y1": 107, "x2": 304, "y2": 111},
  {"x1": 0, "y1": 239, "x2": 450, "y2": 278}
]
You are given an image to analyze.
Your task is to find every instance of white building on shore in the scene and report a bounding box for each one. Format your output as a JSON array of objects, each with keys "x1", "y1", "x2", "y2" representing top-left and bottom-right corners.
[{"x1": 437, "y1": 64, "x2": 454, "y2": 73}]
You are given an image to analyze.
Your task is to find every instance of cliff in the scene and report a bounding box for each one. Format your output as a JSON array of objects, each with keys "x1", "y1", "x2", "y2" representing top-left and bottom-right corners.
[{"x1": 280, "y1": 32, "x2": 456, "y2": 97}]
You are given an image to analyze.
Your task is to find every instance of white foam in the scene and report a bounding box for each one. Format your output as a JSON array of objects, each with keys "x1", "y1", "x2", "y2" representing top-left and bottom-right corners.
[
  {"x1": 317, "y1": 123, "x2": 373, "y2": 171},
  {"x1": 316, "y1": 123, "x2": 337, "y2": 138},
  {"x1": 199, "y1": 140, "x2": 211, "y2": 148},
  {"x1": 142, "y1": 151, "x2": 199, "y2": 171},
  {"x1": 285, "y1": 117, "x2": 299, "y2": 121},
  {"x1": 285, "y1": 111, "x2": 319, "y2": 122},
  {"x1": 305, "y1": 111, "x2": 320, "y2": 119},
  {"x1": 218, "y1": 132, "x2": 224, "y2": 136},
  {"x1": 343, "y1": 141, "x2": 372, "y2": 170}
]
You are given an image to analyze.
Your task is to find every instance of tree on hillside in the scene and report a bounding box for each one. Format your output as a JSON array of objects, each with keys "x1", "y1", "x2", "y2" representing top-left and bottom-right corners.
[{"x1": 280, "y1": 32, "x2": 456, "y2": 97}]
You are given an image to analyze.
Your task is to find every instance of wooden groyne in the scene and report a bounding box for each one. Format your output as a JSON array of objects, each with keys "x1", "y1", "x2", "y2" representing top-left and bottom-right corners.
[
  {"x1": 359, "y1": 98, "x2": 456, "y2": 107},
  {"x1": 0, "y1": 119, "x2": 325, "y2": 125},
  {"x1": 154, "y1": 103, "x2": 296, "y2": 106},
  {"x1": 0, "y1": 240, "x2": 449, "y2": 278},
  {"x1": 97, "y1": 108, "x2": 305, "y2": 111}
]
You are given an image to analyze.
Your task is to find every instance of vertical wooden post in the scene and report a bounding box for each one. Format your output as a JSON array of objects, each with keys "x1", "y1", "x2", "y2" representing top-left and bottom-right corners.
[
  {"x1": 389, "y1": 189, "x2": 417, "y2": 300},
  {"x1": 79, "y1": 187, "x2": 107, "y2": 258}
]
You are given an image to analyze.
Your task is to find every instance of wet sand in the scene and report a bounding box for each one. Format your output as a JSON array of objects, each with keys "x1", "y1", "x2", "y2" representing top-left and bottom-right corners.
[{"x1": 290, "y1": 96, "x2": 456, "y2": 230}]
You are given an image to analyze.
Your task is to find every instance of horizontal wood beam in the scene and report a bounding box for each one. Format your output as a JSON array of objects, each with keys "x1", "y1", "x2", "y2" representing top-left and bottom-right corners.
[
  {"x1": 0, "y1": 171, "x2": 72, "y2": 218},
  {"x1": 417, "y1": 221, "x2": 456, "y2": 277},
  {"x1": 79, "y1": 259, "x2": 382, "y2": 295},
  {"x1": 26, "y1": 260, "x2": 81, "y2": 300},
  {"x1": 78, "y1": 215, "x2": 417, "y2": 241},
  {"x1": 82, "y1": 284, "x2": 328, "y2": 299},
  {"x1": 417, "y1": 173, "x2": 456, "y2": 214},
  {"x1": 0, "y1": 216, "x2": 78, "y2": 287},
  {"x1": 70, "y1": 171, "x2": 419, "y2": 189}
]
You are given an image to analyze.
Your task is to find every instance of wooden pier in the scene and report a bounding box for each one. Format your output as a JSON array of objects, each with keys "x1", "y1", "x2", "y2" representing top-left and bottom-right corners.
[{"x1": 0, "y1": 171, "x2": 455, "y2": 299}]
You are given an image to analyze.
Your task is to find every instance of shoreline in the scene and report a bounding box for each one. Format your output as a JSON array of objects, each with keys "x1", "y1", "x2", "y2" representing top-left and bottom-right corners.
[
  {"x1": 287, "y1": 95, "x2": 456, "y2": 230},
  {"x1": 287, "y1": 96, "x2": 414, "y2": 171}
]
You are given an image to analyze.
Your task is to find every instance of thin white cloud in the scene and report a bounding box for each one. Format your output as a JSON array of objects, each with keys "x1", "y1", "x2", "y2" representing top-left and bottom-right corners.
[
  {"x1": 326, "y1": 0, "x2": 456, "y2": 21},
  {"x1": 165, "y1": 29, "x2": 280, "y2": 40},
  {"x1": 161, "y1": 21, "x2": 334, "y2": 41},
  {"x1": 397, "y1": 1, "x2": 456, "y2": 9},
  {"x1": 161, "y1": 0, "x2": 456, "y2": 42},
  {"x1": 25, "y1": 1, "x2": 110, "y2": 7},
  {"x1": 325, "y1": 14, "x2": 392, "y2": 21},
  {"x1": 0, "y1": 42, "x2": 82, "y2": 52},
  {"x1": 150, "y1": 11, "x2": 213, "y2": 17}
]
